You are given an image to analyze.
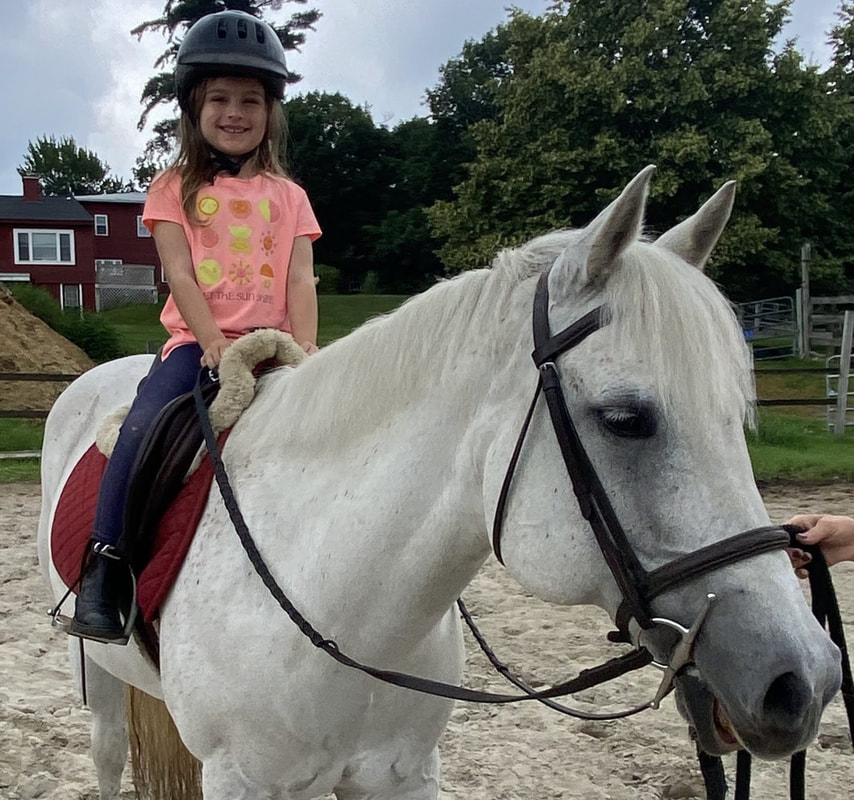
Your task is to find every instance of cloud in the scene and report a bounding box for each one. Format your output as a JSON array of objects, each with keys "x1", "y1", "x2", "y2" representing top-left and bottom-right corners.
[
  {"x1": 0, "y1": 0, "x2": 843, "y2": 196},
  {"x1": 86, "y1": 0, "x2": 170, "y2": 182},
  {"x1": 288, "y1": 1, "x2": 550, "y2": 124}
]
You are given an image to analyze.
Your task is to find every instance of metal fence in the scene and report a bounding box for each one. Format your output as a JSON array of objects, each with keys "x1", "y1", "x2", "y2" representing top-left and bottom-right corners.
[
  {"x1": 736, "y1": 296, "x2": 797, "y2": 360},
  {"x1": 95, "y1": 263, "x2": 158, "y2": 312}
]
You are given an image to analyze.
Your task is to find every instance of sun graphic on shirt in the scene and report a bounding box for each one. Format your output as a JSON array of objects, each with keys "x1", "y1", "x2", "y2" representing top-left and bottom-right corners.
[
  {"x1": 229, "y1": 259, "x2": 253, "y2": 286},
  {"x1": 260, "y1": 231, "x2": 277, "y2": 255},
  {"x1": 197, "y1": 196, "x2": 220, "y2": 217}
]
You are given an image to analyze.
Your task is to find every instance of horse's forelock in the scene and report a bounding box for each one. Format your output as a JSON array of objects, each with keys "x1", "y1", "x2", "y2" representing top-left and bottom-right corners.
[{"x1": 603, "y1": 242, "x2": 754, "y2": 425}]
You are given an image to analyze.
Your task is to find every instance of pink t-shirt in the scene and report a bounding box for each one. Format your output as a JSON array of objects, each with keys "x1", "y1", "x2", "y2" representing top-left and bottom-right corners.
[{"x1": 143, "y1": 170, "x2": 321, "y2": 358}]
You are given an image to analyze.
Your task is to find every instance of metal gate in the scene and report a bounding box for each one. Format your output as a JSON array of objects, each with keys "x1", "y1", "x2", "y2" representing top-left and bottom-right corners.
[{"x1": 736, "y1": 296, "x2": 796, "y2": 360}]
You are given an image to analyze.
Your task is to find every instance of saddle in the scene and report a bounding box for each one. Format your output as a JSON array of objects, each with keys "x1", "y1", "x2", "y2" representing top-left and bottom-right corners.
[{"x1": 120, "y1": 375, "x2": 220, "y2": 573}]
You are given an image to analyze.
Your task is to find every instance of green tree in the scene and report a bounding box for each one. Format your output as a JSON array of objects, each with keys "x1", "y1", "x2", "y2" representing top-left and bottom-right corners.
[
  {"x1": 428, "y1": 1, "x2": 848, "y2": 299},
  {"x1": 425, "y1": 25, "x2": 514, "y2": 192},
  {"x1": 18, "y1": 135, "x2": 134, "y2": 196},
  {"x1": 131, "y1": 0, "x2": 320, "y2": 184},
  {"x1": 286, "y1": 92, "x2": 397, "y2": 289}
]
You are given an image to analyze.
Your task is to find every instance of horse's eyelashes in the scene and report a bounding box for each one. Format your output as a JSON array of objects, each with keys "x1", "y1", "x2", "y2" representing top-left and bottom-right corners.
[{"x1": 597, "y1": 405, "x2": 658, "y2": 439}]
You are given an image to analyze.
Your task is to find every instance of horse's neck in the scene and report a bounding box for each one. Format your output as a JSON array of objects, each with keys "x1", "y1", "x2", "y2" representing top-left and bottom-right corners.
[{"x1": 229, "y1": 284, "x2": 526, "y2": 633}]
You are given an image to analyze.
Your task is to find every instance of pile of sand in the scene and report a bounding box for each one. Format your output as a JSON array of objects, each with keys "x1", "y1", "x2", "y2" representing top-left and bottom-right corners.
[{"x1": 0, "y1": 284, "x2": 94, "y2": 413}]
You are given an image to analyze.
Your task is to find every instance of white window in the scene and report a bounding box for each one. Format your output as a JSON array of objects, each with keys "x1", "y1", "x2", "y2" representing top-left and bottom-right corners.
[
  {"x1": 94, "y1": 214, "x2": 109, "y2": 236},
  {"x1": 137, "y1": 215, "x2": 151, "y2": 238},
  {"x1": 14, "y1": 229, "x2": 76, "y2": 265},
  {"x1": 61, "y1": 284, "x2": 82, "y2": 310}
]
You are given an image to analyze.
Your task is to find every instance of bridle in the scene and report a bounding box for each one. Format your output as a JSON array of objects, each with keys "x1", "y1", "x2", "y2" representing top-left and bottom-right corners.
[
  {"x1": 190, "y1": 265, "x2": 851, "y2": 800},
  {"x1": 491, "y1": 268, "x2": 791, "y2": 643}
]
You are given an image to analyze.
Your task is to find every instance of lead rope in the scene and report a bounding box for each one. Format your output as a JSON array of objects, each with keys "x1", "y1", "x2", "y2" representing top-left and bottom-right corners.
[{"x1": 701, "y1": 534, "x2": 854, "y2": 800}]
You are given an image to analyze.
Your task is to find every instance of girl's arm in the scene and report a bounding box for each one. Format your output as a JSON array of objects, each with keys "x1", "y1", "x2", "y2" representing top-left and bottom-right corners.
[
  {"x1": 287, "y1": 235, "x2": 319, "y2": 354},
  {"x1": 153, "y1": 220, "x2": 230, "y2": 368}
]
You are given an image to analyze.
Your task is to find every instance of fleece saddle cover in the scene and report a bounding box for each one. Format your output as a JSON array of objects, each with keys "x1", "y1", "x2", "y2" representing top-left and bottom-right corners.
[{"x1": 51, "y1": 441, "x2": 220, "y2": 623}]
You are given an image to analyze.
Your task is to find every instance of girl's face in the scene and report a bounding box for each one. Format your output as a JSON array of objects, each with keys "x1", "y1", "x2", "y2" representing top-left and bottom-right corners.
[{"x1": 198, "y1": 76, "x2": 268, "y2": 156}]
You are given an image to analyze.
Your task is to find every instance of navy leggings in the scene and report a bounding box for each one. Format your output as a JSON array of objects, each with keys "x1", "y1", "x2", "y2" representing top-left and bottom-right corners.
[{"x1": 92, "y1": 343, "x2": 204, "y2": 546}]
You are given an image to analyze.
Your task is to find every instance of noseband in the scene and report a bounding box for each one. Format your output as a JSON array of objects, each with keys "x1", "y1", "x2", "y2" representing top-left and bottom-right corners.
[{"x1": 491, "y1": 268, "x2": 791, "y2": 640}]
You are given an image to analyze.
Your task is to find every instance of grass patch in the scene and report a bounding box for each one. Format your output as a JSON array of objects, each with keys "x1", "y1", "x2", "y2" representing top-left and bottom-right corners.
[
  {"x1": 101, "y1": 298, "x2": 167, "y2": 355},
  {"x1": 748, "y1": 410, "x2": 854, "y2": 482},
  {"x1": 98, "y1": 294, "x2": 408, "y2": 353},
  {"x1": 317, "y1": 295, "x2": 407, "y2": 345},
  {"x1": 0, "y1": 418, "x2": 45, "y2": 451},
  {"x1": 0, "y1": 458, "x2": 40, "y2": 483}
]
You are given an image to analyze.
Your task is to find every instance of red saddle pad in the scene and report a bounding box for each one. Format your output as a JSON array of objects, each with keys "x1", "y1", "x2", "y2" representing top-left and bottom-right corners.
[{"x1": 51, "y1": 442, "x2": 220, "y2": 622}]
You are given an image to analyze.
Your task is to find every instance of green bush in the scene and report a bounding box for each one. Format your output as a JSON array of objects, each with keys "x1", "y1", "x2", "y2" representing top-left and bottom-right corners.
[
  {"x1": 61, "y1": 311, "x2": 126, "y2": 362},
  {"x1": 8, "y1": 283, "x2": 63, "y2": 328},
  {"x1": 9, "y1": 282, "x2": 125, "y2": 362},
  {"x1": 314, "y1": 264, "x2": 341, "y2": 294}
]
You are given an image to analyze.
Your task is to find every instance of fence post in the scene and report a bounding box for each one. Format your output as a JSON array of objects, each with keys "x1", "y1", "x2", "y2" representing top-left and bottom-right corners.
[
  {"x1": 834, "y1": 310, "x2": 854, "y2": 436},
  {"x1": 800, "y1": 242, "x2": 811, "y2": 356},
  {"x1": 795, "y1": 288, "x2": 805, "y2": 358}
]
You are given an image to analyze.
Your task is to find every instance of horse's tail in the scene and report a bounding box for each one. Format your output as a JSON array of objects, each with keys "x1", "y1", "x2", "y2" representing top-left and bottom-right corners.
[{"x1": 126, "y1": 686, "x2": 202, "y2": 800}]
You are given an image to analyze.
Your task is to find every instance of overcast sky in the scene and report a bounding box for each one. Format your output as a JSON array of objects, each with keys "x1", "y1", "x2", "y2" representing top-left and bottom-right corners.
[{"x1": 0, "y1": 0, "x2": 843, "y2": 195}]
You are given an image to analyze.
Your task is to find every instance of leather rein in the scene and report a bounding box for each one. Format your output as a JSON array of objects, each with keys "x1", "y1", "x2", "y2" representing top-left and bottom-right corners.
[{"x1": 193, "y1": 265, "x2": 852, "y2": 799}]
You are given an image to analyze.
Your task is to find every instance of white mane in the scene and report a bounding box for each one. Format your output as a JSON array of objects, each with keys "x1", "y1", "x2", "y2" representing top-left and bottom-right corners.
[{"x1": 254, "y1": 228, "x2": 753, "y2": 446}]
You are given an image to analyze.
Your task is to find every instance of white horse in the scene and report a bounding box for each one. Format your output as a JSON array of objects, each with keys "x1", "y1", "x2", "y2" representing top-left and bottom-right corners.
[{"x1": 38, "y1": 167, "x2": 840, "y2": 800}]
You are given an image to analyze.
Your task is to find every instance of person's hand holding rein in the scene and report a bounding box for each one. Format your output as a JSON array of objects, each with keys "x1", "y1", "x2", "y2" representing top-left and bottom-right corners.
[
  {"x1": 200, "y1": 336, "x2": 231, "y2": 369},
  {"x1": 787, "y1": 514, "x2": 854, "y2": 577}
]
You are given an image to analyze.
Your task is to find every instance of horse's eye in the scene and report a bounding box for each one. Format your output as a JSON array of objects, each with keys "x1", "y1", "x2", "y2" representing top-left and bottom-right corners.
[{"x1": 597, "y1": 406, "x2": 658, "y2": 439}]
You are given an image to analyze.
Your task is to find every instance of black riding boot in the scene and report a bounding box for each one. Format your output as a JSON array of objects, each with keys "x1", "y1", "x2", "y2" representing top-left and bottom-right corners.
[{"x1": 70, "y1": 544, "x2": 128, "y2": 644}]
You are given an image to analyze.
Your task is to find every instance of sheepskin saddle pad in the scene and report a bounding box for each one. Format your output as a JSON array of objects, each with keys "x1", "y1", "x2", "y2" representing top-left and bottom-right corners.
[{"x1": 50, "y1": 330, "x2": 306, "y2": 622}]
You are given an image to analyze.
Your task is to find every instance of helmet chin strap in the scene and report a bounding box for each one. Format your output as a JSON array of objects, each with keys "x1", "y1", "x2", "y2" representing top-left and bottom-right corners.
[{"x1": 206, "y1": 144, "x2": 258, "y2": 178}]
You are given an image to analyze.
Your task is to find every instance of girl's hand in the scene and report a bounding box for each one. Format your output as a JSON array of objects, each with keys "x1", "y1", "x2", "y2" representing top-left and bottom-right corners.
[
  {"x1": 786, "y1": 514, "x2": 854, "y2": 576},
  {"x1": 200, "y1": 336, "x2": 231, "y2": 368},
  {"x1": 301, "y1": 342, "x2": 319, "y2": 355}
]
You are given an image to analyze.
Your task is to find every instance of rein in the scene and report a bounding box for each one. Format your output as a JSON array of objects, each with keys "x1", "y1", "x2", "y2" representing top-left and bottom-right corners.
[{"x1": 193, "y1": 373, "x2": 654, "y2": 709}]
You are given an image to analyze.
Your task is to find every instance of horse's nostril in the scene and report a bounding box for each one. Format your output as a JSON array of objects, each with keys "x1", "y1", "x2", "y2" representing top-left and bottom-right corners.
[{"x1": 763, "y1": 672, "x2": 811, "y2": 729}]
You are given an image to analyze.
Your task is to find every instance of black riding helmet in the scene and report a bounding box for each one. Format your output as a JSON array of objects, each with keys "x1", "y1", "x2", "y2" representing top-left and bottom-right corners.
[{"x1": 175, "y1": 10, "x2": 288, "y2": 114}]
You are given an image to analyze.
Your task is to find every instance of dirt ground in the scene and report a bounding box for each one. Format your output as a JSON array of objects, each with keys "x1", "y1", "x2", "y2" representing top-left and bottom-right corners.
[
  {"x1": 0, "y1": 285, "x2": 93, "y2": 413},
  {"x1": 0, "y1": 482, "x2": 852, "y2": 800}
]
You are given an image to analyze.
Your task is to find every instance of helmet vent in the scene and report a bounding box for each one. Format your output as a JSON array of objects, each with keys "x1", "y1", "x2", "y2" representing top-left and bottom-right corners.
[
  {"x1": 237, "y1": 18, "x2": 248, "y2": 38},
  {"x1": 255, "y1": 23, "x2": 266, "y2": 44},
  {"x1": 216, "y1": 19, "x2": 227, "y2": 38}
]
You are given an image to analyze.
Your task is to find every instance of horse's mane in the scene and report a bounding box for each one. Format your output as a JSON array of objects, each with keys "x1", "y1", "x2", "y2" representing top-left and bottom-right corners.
[{"x1": 254, "y1": 228, "x2": 753, "y2": 446}]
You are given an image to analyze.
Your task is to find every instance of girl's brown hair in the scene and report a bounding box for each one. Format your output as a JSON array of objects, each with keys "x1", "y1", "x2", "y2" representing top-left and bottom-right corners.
[{"x1": 160, "y1": 78, "x2": 289, "y2": 224}]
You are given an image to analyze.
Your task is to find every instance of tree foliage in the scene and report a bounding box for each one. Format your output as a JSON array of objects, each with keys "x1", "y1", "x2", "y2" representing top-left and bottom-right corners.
[
  {"x1": 18, "y1": 135, "x2": 134, "y2": 196},
  {"x1": 131, "y1": 0, "x2": 319, "y2": 184},
  {"x1": 427, "y1": 0, "x2": 853, "y2": 299}
]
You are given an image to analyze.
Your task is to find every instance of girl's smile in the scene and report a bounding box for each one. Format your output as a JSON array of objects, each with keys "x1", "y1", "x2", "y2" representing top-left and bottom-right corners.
[{"x1": 199, "y1": 76, "x2": 268, "y2": 157}]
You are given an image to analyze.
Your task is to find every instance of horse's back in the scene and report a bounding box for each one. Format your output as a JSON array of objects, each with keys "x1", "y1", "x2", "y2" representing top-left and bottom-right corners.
[
  {"x1": 41, "y1": 355, "x2": 153, "y2": 494},
  {"x1": 38, "y1": 355, "x2": 153, "y2": 587}
]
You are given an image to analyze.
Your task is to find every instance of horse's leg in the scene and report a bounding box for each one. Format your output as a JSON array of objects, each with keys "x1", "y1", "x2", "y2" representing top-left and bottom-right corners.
[
  {"x1": 334, "y1": 747, "x2": 440, "y2": 800},
  {"x1": 74, "y1": 646, "x2": 128, "y2": 800}
]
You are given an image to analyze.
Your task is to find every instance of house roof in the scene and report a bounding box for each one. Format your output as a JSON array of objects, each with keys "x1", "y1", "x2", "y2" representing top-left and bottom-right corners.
[
  {"x1": 0, "y1": 195, "x2": 92, "y2": 223},
  {"x1": 74, "y1": 192, "x2": 147, "y2": 204}
]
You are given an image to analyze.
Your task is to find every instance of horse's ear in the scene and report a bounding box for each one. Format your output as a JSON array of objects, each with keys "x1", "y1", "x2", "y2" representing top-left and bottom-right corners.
[
  {"x1": 555, "y1": 165, "x2": 655, "y2": 290},
  {"x1": 655, "y1": 181, "x2": 736, "y2": 271}
]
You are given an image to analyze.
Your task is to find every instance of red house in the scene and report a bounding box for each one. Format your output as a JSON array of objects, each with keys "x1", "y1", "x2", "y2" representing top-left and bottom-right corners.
[
  {"x1": 0, "y1": 176, "x2": 96, "y2": 310},
  {"x1": 0, "y1": 175, "x2": 162, "y2": 312},
  {"x1": 74, "y1": 190, "x2": 164, "y2": 309}
]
